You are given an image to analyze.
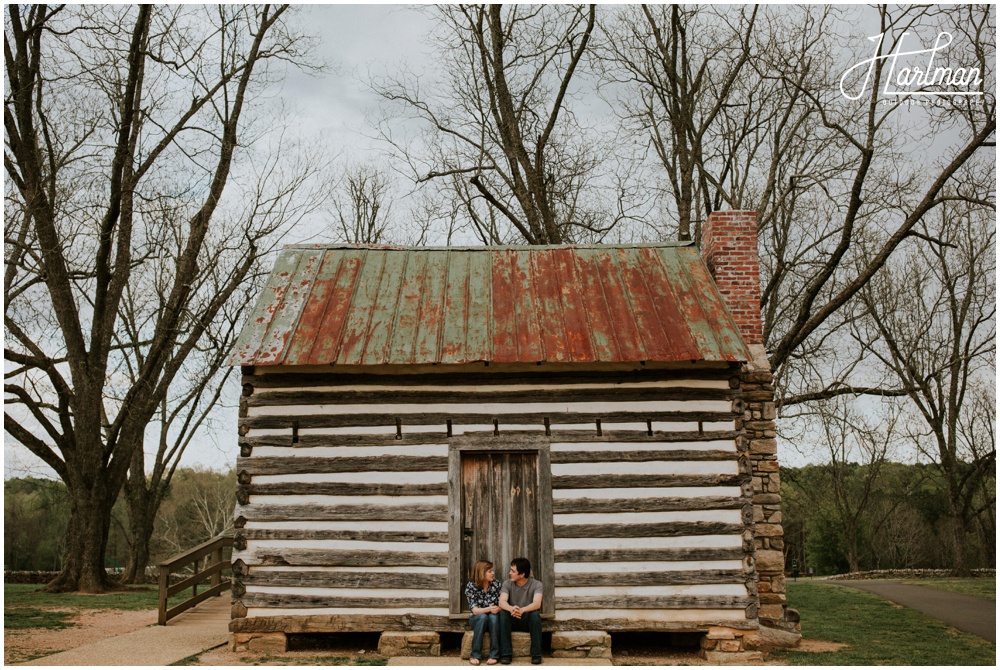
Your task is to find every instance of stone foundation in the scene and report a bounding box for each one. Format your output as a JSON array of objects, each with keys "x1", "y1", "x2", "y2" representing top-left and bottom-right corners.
[
  {"x1": 378, "y1": 631, "x2": 441, "y2": 656},
  {"x1": 230, "y1": 632, "x2": 288, "y2": 653},
  {"x1": 698, "y1": 626, "x2": 763, "y2": 663},
  {"x1": 460, "y1": 631, "x2": 530, "y2": 659},
  {"x1": 551, "y1": 631, "x2": 612, "y2": 659},
  {"x1": 742, "y1": 344, "x2": 801, "y2": 642}
]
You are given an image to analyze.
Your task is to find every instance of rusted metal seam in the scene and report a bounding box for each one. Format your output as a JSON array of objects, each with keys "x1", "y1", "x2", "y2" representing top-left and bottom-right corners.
[
  {"x1": 648, "y1": 247, "x2": 703, "y2": 362},
  {"x1": 607, "y1": 249, "x2": 647, "y2": 360},
  {"x1": 486, "y1": 250, "x2": 494, "y2": 363},
  {"x1": 567, "y1": 250, "x2": 601, "y2": 363},
  {"x1": 382, "y1": 250, "x2": 412, "y2": 366},
  {"x1": 406, "y1": 252, "x2": 429, "y2": 365},
  {"x1": 247, "y1": 251, "x2": 297, "y2": 365},
  {"x1": 462, "y1": 252, "x2": 472, "y2": 362},
  {"x1": 630, "y1": 247, "x2": 679, "y2": 361},
  {"x1": 548, "y1": 248, "x2": 574, "y2": 363},
  {"x1": 278, "y1": 251, "x2": 325, "y2": 366},
  {"x1": 434, "y1": 249, "x2": 453, "y2": 363},
  {"x1": 525, "y1": 249, "x2": 543, "y2": 362},
  {"x1": 333, "y1": 249, "x2": 373, "y2": 365},
  {"x1": 588, "y1": 249, "x2": 624, "y2": 363},
  {"x1": 301, "y1": 251, "x2": 345, "y2": 366},
  {"x1": 671, "y1": 249, "x2": 726, "y2": 361},
  {"x1": 680, "y1": 249, "x2": 749, "y2": 361}
]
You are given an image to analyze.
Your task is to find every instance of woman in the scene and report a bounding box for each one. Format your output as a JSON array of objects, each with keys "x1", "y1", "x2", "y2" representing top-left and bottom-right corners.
[{"x1": 464, "y1": 559, "x2": 501, "y2": 665}]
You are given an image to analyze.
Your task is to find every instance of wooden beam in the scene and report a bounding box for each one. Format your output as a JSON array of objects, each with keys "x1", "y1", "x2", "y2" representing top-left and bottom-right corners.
[
  {"x1": 553, "y1": 521, "x2": 744, "y2": 539},
  {"x1": 246, "y1": 482, "x2": 449, "y2": 497},
  {"x1": 242, "y1": 571, "x2": 447, "y2": 590},
  {"x1": 241, "y1": 593, "x2": 448, "y2": 609},
  {"x1": 555, "y1": 595, "x2": 751, "y2": 609},
  {"x1": 555, "y1": 547, "x2": 744, "y2": 563},
  {"x1": 244, "y1": 430, "x2": 741, "y2": 449},
  {"x1": 245, "y1": 368, "x2": 736, "y2": 389},
  {"x1": 248, "y1": 386, "x2": 737, "y2": 407},
  {"x1": 550, "y1": 449, "x2": 736, "y2": 464},
  {"x1": 236, "y1": 503, "x2": 447, "y2": 523},
  {"x1": 552, "y1": 495, "x2": 742, "y2": 514},
  {"x1": 238, "y1": 528, "x2": 448, "y2": 543},
  {"x1": 229, "y1": 614, "x2": 755, "y2": 634},
  {"x1": 552, "y1": 473, "x2": 744, "y2": 489},
  {"x1": 237, "y1": 455, "x2": 447, "y2": 475},
  {"x1": 554, "y1": 569, "x2": 745, "y2": 587},
  {"x1": 242, "y1": 411, "x2": 738, "y2": 431},
  {"x1": 236, "y1": 549, "x2": 447, "y2": 567}
]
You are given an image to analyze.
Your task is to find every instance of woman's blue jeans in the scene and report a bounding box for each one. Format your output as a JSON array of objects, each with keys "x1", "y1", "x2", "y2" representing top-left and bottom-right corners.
[{"x1": 469, "y1": 612, "x2": 500, "y2": 659}]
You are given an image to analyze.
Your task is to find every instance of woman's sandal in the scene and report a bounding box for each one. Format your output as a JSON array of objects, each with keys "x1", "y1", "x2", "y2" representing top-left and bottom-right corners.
[{"x1": 469, "y1": 659, "x2": 480, "y2": 666}]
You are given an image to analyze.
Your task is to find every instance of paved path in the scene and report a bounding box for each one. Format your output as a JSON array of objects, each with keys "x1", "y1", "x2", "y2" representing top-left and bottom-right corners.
[
  {"x1": 21, "y1": 596, "x2": 230, "y2": 666},
  {"x1": 830, "y1": 580, "x2": 995, "y2": 642}
]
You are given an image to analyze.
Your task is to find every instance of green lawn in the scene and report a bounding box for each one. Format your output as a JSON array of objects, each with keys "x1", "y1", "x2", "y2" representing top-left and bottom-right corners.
[
  {"x1": 777, "y1": 581, "x2": 995, "y2": 665},
  {"x1": 899, "y1": 578, "x2": 996, "y2": 601},
  {"x1": 4, "y1": 583, "x2": 160, "y2": 630},
  {"x1": 5, "y1": 583, "x2": 159, "y2": 611}
]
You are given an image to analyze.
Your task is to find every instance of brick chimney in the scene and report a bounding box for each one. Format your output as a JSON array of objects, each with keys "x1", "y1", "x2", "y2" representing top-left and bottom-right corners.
[{"x1": 701, "y1": 211, "x2": 762, "y2": 346}]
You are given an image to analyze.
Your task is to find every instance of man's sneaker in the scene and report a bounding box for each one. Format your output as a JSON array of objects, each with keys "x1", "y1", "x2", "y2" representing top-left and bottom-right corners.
[
  {"x1": 499, "y1": 659, "x2": 511, "y2": 666},
  {"x1": 531, "y1": 657, "x2": 542, "y2": 665}
]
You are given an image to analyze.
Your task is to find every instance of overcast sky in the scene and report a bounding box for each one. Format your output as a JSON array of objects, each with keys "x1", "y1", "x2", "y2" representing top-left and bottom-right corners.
[{"x1": 3, "y1": 3, "x2": 991, "y2": 479}]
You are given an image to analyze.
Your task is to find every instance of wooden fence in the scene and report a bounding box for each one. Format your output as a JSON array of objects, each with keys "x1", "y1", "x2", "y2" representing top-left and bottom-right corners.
[{"x1": 157, "y1": 534, "x2": 233, "y2": 625}]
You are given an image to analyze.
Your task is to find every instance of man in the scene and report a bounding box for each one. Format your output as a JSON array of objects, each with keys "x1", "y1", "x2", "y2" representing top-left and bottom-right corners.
[{"x1": 498, "y1": 557, "x2": 543, "y2": 665}]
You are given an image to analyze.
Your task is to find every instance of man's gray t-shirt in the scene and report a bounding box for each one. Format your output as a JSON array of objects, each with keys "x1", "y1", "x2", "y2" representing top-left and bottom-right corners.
[{"x1": 501, "y1": 578, "x2": 543, "y2": 608}]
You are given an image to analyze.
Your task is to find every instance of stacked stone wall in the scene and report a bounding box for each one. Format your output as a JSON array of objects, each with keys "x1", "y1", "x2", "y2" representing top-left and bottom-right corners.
[{"x1": 740, "y1": 353, "x2": 799, "y2": 635}]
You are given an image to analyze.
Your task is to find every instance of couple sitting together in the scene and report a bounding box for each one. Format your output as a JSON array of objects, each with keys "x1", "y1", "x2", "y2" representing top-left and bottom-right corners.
[{"x1": 464, "y1": 557, "x2": 543, "y2": 665}]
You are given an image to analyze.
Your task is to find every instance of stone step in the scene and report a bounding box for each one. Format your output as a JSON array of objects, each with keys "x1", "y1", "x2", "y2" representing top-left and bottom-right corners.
[{"x1": 461, "y1": 631, "x2": 531, "y2": 659}]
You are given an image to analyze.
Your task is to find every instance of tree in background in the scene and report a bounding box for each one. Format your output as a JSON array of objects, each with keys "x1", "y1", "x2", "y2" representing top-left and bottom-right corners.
[
  {"x1": 375, "y1": 4, "x2": 617, "y2": 244},
  {"x1": 599, "y1": 4, "x2": 995, "y2": 410},
  {"x1": 153, "y1": 469, "x2": 238, "y2": 561},
  {"x1": 4, "y1": 4, "x2": 321, "y2": 592},
  {"x1": 4, "y1": 478, "x2": 71, "y2": 572},
  {"x1": 812, "y1": 398, "x2": 900, "y2": 572},
  {"x1": 857, "y1": 206, "x2": 995, "y2": 575}
]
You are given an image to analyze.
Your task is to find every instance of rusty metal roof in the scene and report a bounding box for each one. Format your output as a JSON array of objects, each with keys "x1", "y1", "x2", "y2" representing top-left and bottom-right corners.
[{"x1": 231, "y1": 243, "x2": 751, "y2": 367}]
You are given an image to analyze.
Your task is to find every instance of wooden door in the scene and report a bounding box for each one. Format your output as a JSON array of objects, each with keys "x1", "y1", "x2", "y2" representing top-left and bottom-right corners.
[{"x1": 460, "y1": 451, "x2": 540, "y2": 612}]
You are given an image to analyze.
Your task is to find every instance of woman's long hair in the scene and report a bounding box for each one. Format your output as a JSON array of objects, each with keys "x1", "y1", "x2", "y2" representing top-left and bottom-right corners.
[{"x1": 471, "y1": 560, "x2": 494, "y2": 591}]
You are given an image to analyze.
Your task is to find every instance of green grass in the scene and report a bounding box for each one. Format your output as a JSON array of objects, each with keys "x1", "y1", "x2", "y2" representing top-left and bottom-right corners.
[
  {"x1": 777, "y1": 581, "x2": 995, "y2": 665},
  {"x1": 5, "y1": 583, "x2": 159, "y2": 611},
  {"x1": 4, "y1": 607, "x2": 75, "y2": 630},
  {"x1": 169, "y1": 652, "x2": 205, "y2": 666},
  {"x1": 899, "y1": 578, "x2": 996, "y2": 600}
]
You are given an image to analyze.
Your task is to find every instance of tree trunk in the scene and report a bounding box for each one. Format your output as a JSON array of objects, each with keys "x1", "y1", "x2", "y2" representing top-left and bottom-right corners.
[
  {"x1": 845, "y1": 532, "x2": 860, "y2": 574},
  {"x1": 43, "y1": 480, "x2": 117, "y2": 593},
  {"x1": 122, "y1": 472, "x2": 157, "y2": 584},
  {"x1": 947, "y1": 491, "x2": 970, "y2": 577}
]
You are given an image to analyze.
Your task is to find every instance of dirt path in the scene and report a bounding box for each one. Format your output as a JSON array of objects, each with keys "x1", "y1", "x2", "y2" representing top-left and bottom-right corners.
[{"x1": 4, "y1": 608, "x2": 157, "y2": 665}]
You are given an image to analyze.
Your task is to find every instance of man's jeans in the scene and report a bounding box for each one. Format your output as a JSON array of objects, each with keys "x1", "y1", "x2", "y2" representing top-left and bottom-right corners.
[
  {"x1": 499, "y1": 610, "x2": 542, "y2": 659},
  {"x1": 469, "y1": 613, "x2": 500, "y2": 660}
]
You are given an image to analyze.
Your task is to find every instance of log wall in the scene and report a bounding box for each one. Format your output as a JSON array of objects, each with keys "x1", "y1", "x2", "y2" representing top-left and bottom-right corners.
[{"x1": 232, "y1": 367, "x2": 759, "y2": 633}]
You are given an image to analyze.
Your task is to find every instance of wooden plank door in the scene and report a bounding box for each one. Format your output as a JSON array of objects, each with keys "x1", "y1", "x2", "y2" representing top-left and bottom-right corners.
[{"x1": 460, "y1": 451, "x2": 540, "y2": 612}]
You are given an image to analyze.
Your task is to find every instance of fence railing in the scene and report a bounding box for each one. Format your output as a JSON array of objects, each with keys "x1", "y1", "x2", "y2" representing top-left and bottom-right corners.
[{"x1": 157, "y1": 533, "x2": 233, "y2": 625}]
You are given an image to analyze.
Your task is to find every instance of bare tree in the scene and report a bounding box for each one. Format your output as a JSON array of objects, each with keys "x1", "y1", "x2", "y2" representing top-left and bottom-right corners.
[
  {"x1": 328, "y1": 162, "x2": 395, "y2": 244},
  {"x1": 600, "y1": 5, "x2": 995, "y2": 408},
  {"x1": 856, "y1": 205, "x2": 995, "y2": 574},
  {"x1": 811, "y1": 397, "x2": 900, "y2": 572},
  {"x1": 374, "y1": 4, "x2": 618, "y2": 244},
  {"x1": 4, "y1": 4, "x2": 319, "y2": 592}
]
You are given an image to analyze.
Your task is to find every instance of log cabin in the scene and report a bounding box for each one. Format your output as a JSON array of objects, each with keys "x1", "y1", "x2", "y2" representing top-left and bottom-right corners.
[{"x1": 228, "y1": 211, "x2": 800, "y2": 658}]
